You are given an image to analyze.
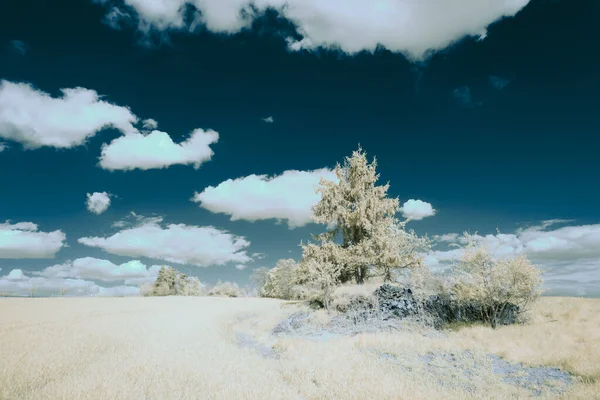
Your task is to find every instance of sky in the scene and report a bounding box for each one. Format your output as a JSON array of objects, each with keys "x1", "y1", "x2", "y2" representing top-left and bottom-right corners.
[{"x1": 0, "y1": 0, "x2": 598, "y2": 298}]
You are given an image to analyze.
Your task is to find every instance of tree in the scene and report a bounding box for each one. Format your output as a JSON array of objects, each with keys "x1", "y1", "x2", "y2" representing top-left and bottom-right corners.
[
  {"x1": 261, "y1": 259, "x2": 301, "y2": 300},
  {"x1": 308, "y1": 145, "x2": 422, "y2": 284},
  {"x1": 209, "y1": 280, "x2": 242, "y2": 297},
  {"x1": 297, "y1": 242, "x2": 344, "y2": 312},
  {"x1": 151, "y1": 266, "x2": 178, "y2": 296},
  {"x1": 451, "y1": 232, "x2": 544, "y2": 328},
  {"x1": 250, "y1": 267, "x2": 270, "y2": 295}
]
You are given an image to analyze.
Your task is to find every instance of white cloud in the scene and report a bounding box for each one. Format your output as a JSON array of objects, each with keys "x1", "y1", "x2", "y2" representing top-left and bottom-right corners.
[
  {"x1": 0, "y1": 269, "x2": 100, "y2": 296},
  {"x1": 0, "y1": 221, "x2": 66, "y2": 259},
  {"x1": 99, "y1": 0, "x2": 530, "y2": 60},
  {"x1": 98, "y1": 128, "x2": 219, "y2": 171},
  {"x1": 400, "y1": 199, "x2": 436, "y2": 220},
  {"x1": 192, "y1": 168, "x2": 338, "y2": 228},
  {"x1": 235, "y1": 264, "x2": 247, "y2": 270},
  {"x1": 96, "y1": 285, "x2": 141, "y2": 297},
  {"x1": 78, "y1": 215, "x2": 251, "y2": 267},
  {"x1": 0, "y1": 142, "x2": 8, "y2": 152},
  {"x1": 6, "y1": 269, "x2": 26, "y2": 280},
  {"x1": 0, "y1": 269, "x2": 141, "y2": 297},
  {"x1": 34, "y1": 257, "x2": 161, "y2": 283},
  {"x1": 142, "y1": 118, "x2": 158, "y2": 130},
  {"x1": 0, "y1": 80, "x2": 138, "y2": 149},
  {"x1": 262, "y1": 116, "x2": 274, "y2": 123},
  {"x1": 86, "y1": 192, "x2": 112, "y2": 214}
]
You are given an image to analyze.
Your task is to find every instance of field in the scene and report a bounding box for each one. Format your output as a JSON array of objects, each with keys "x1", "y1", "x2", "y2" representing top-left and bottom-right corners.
[{"x1": 1, "y1": 296, "x2": 599, "y2": 400}]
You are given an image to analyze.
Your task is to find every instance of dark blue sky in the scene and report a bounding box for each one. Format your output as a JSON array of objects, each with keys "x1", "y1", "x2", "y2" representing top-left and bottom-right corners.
[{"x1": 0, "y1": 0, "x2": 599, "y2": 297}]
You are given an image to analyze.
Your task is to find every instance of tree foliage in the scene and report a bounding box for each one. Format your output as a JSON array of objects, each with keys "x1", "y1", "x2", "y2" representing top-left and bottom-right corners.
[
  {"x1": 146, "y1": 266, "x2": 204, "y2": 296},
  {"x1": 310, "y1": 145, "x2": 400, "y2": 284},
  {"x1": 261, "y1": 259, "x2": 302, "y2": 300}
]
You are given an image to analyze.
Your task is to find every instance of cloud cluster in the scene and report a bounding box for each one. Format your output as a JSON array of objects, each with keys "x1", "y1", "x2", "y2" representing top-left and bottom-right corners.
[
  {"x1": 0, "y1": 80, "x2": 219, "y2": 171},
  {"x1": 34, "y1": 257, "x2": 161, "y2": 284},
  {"x1": 98, "y1": 0, "x2": 530, "y2": 59},
  {"x1": 86, "y1": 192, "x2": 112, "y2": 214},
  {"x1": 99, "y1": 128, "x2": 218, "y2": 171},
  {"x1": 78, "y1": 215, "x2": 251, "y2": 267},
  {"x1": 192, "y1": 168, "x2": 338, "y2": 228},
  {"x1": 400, "y1": 199, "x2": 436, "y2": 221},
  {"x1": 0, "y1": 268, "x2": 140, "y2": 297},
  {"x1": 0, "y1": 221, "x2": 66, "y2": 259},
  {"x1": 0, "y1": 80, "x2": 138, "y2": 149}
]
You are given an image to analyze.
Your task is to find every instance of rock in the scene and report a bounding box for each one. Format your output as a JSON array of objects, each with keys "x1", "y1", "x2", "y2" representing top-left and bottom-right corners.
[{"x1": 373, "y1": 283, "x2": 520, "y2": 328}]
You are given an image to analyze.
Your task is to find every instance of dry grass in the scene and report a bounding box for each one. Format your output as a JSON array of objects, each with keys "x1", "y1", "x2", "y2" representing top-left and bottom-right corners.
[{"x1": 1, "y1": 295, "x2": 598, "y2": 400}]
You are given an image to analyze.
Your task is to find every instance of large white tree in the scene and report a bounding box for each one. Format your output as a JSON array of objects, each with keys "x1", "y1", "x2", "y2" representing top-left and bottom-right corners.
[{"x1": 303, "y1": 145, "x2": 429, "y2": 285}]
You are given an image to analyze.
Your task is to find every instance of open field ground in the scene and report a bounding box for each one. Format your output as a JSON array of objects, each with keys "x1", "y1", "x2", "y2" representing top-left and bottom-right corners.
[{"x1": 1, "y1": 296, "x2": 599, "y2": 400}]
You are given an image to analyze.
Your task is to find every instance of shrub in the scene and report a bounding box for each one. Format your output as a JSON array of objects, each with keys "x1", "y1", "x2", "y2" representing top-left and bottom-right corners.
[
  {"x1": 450, "y1": 232, "x2": 544, "y2": 328},
  {"x1": 209, "y1": 280, "x2": 243, "y2": 297}
]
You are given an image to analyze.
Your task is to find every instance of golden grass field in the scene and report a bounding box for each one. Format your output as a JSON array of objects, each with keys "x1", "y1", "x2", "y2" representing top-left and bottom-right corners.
[{"x1": 1, "y1": 295, "x2": 599, "y2": 400}]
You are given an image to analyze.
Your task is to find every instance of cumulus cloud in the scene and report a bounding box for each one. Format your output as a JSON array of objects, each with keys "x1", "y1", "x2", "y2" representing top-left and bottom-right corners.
[
  {"x1": 78, "y1": 215, "x2": 251, "y2": 267},
  {"x1": 0, "y1": 221, "x2": 66, "y2": 258},
  {"x1": 142, "y1": 118, "x2": 158, "y2": 130},
  {"x1": 98, "y1": 128, "x2": 219, "y2": 171},
  {"x1": 235, "y1": 264, "x2": 247, "y2": 270},
  {"x1": 86, "y1": 192, "x2": 112, "y2": 214},
  {"x1": 425, "y1": 220, "x2": 600, "y2": 297},
  {"x1": 0, "y1": 142, "x2": 7, "y2": 152},
  {"x1": 0, "y1": 80, "x2": 138, "y2": 149},
  {"x1": 262, "y1": 116, "x2": 274, "y2": 123},
  {"x1": 192, "y1": 168, "x2": 338, "y2": 228},
  {"x1": 0, "y1": 269, "x2": 141, "y2": 297},
  {"x1": 96, "y1": 285, "x2": 141, "y2": 297},
  {"x1": 98, "y1": 0, "x2": 530, "y2": 60},
  {"x1": 34, "y1": 257, "x2": 161, "y2": 284},
  {"x1": 400, "y1": 199, "x2": 436, "y2": 220}
]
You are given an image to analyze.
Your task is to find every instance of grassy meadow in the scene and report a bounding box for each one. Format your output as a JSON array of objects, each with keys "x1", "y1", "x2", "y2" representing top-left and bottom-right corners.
[{"x1": 1, "y1": 296, "x2": 599, "y2": 400}]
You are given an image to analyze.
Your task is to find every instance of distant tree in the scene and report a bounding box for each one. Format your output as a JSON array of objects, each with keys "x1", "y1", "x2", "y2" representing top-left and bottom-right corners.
[
  {"x1": 151, "y1": 266, "x2": 179, "y2": 296},
  {"x1": 250, "y1": 267, "x2": 270, "y2": 295},
  {"x1": 261, "y1": 259, "x2": 301, "y2": 300},
  {"x1": 209, "y1": 280, "x2": 242, "y2": 297},
  {"x1": 451, "y1": 232, "x2": 544, "y2": 328}
]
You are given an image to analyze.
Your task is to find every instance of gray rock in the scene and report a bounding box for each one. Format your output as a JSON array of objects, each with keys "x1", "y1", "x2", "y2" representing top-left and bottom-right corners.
[{"x1": 374, "y1": 284, "x2": 520, "y2": 328}]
